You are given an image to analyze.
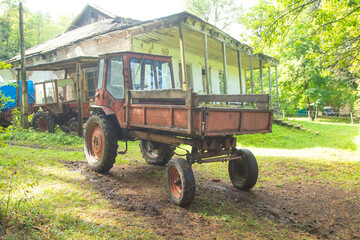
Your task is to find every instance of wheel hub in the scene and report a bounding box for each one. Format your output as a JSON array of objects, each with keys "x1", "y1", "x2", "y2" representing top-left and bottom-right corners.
[
  {"x1": 91, "y1": 126, "x2": 104, "y2": 158},
  {"x1": 169, "y1": 168, "x2": 182, "y2": 199},
  {"x1": 38, "y1": 118, "x2": 49, "y2": 132}
]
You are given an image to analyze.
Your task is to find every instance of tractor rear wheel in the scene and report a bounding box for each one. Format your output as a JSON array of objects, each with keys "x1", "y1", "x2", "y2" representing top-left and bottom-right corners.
[
  {"x1": 32, "y1": 111, "x2": 55, "y2": 133},
  {"x1": 166, "y1": 158, "x2": 196, "y2": 207},
  {"x1": 84, "y1": 112, "x2": 118, "y2": 173},
  {"x1": 140, "y1": 140, "x2": 174, "y2": 166},
  {"x1": 228, "y1": 149, "x2": 258, "y2": 190}
]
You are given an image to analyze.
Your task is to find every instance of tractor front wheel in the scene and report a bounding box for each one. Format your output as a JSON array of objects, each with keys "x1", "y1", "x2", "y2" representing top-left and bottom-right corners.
[
  {"x1": 140, "y1": 140, "x2": 174, "y2": 166},
  {"x1": 84, "y1": 112, "x2": 118, "y2": 173},
  {"x1": 166, "y1": 158, "x2": 196, "y2": 207},
  {"x1": 32, "y1": 111, "x2": 55, "y2": 133}
]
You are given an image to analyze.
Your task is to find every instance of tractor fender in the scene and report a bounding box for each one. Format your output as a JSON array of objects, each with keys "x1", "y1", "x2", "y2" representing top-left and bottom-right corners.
[{"x1": 88, "y1": 105, "x2": 116, "y2": 116}]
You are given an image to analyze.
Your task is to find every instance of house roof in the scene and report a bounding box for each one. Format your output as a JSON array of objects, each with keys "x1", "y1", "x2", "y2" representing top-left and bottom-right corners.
[{"x1": 7, "y1": 9, "x2": 278, "y2": 65}]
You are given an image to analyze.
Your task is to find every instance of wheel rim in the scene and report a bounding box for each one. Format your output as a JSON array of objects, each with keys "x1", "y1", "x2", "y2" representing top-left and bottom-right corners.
[
  {"x1": 90, "y1": 125, "x2": 104, "y2": 160},
  {"x1": 144, "y1": 141, "x2": 161, "y2": 157},
  {"x1": 169, "y1": 167, "x2": 182, "y2": 199},
  {"x1": 38, "y1": 118, "x2": 49, "y2": 132}
]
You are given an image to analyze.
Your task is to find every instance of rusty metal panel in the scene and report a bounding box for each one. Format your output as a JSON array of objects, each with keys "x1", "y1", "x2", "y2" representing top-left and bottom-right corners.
[
  {"x1": 204, "y1": 111, "x2": 241, "y2": 134},
  {"x1": 145, "y1": 108, "x2": 172, "y2": 127},
  {"x1": 241, "y1": 112, "x2": 271, "y2": 131},
  {"x1": 129, "y1": 107, "x2": 144, "y2": 124},
  {"x1": 173, "y1": 109, "x2": 188, "y2": 129}
]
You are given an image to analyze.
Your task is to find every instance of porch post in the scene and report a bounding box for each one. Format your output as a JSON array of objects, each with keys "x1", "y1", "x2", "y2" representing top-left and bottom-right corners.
[
  {"x1": 275, "y1": 64, "x2": 279, "y2": 108},
  {"x1": 268, "y1": 66, "x2": 272, "y2": 108},
  {"x1": 203, "y1": 33, "x2": 210, "y2": 94},
  {"x1": 76, "y1": 62, "x2": 83, "y2": 137},
  {"x1": 260, "y1": 59, "x2": 263, "y2": 94},
  {"x1": 237, "y1": 50, "x2": 243, "y2": 94},
  {"x1": 222, "y1": 42, "x2": 228, "y2": 94},
  {"x1": 179, "y1": 23, "x2": 188, "y2": 90},
  {"x1": 250, "y1": 54, "x2": 254, "y2": 94}
]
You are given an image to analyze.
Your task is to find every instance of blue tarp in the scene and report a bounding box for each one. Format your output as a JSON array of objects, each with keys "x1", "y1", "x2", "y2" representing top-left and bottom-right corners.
[{"x1": 0, "y1": 81, "x2": 35, "y2": 111}]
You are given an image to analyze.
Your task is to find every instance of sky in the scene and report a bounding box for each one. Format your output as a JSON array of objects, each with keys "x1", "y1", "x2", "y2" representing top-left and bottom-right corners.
[{"x1": 24, "y1": 0, "x2": 258, "y2": 21}]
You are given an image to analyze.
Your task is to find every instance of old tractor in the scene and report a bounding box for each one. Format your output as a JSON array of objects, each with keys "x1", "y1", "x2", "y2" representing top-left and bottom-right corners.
[
  {"x1": 32, "y1": 78, "x2": 90, "y2": 133},
  {"x1": 83, "y1": 51, "x2": 273, "y2": 207}
]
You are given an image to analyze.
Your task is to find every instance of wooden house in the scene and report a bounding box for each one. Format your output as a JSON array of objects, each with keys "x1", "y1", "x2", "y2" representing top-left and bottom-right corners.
[{"x1": 4, "y1": 4, "x2": 279, "y2": 107}]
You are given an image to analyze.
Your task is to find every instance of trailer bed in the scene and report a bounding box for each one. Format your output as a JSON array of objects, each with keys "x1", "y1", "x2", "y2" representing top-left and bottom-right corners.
[{"x1": 125, "y1": 90, "x2": 273, "y2": 137}]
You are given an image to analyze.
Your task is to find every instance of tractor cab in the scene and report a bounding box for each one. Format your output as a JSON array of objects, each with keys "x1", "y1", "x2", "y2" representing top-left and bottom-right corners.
[
  {"x1": 32, "y1": 78, "x2": 89, "y2": 133},
  {"x1": 94, "y1": 51, "x2": 175, "y2": 108},
  {"x1": 33, "y1": 78, "x2": 77, "y2": 114}
]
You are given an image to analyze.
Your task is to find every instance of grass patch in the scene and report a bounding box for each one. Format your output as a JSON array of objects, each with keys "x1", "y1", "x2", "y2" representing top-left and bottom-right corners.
[
  {"x1": 237, "y1": 121, "x2": 359, "y2": 150},
  {"x1": 193, "y1": 155, "x2": 360, "y2": 191},
  {"x1": 1, "y1": 127, "x2": 83, "y2": 150},
  {"x1": 0, "y1": 145, "x2": 157, "y2": 239}
]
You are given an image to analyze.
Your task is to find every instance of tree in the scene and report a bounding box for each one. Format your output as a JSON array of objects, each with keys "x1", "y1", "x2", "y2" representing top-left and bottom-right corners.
[
  {"x1": 240, "y1": 0, "x2": 359, "y2": 117},
  {"x1": 185, "y1": 0, "x2": 243, "y2": 31},
  {"x1": 0, "y1": 0, "x2": 71, "y2": 61}
]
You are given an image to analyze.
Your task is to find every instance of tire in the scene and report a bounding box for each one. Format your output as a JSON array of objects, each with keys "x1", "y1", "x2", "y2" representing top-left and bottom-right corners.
[
  {"x1": 32, "y1": 111, "x2": 55, "y2": 133},
  {"x1": 140, "y1": 140, "x2": 174, "y2": 166},
  {"x1": 228, "y1": 149, "x2": 258, "y2": 190},
  {"x1": 68, "y1": 119, "x2": 79, "y2": 133},
  {"x1": 84, "y1": 112, "x2": 118, "y2": 173},
  {"x1": 166, "y1": 158, "x2": 196, "y2": 207}
]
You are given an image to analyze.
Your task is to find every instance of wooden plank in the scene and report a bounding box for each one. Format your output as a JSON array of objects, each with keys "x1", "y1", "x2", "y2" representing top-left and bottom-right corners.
[
  {"x1": 198, "y1": 94, "x2": 269, "y2": 104},
  {"x1": 130, "y1": 89, "x2": 188, "y2": 100}
]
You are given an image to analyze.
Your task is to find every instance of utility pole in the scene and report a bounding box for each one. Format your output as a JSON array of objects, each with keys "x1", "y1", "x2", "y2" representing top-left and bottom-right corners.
[{"x1": 19, "y1": 1, "x2": 29, "y2": 128}]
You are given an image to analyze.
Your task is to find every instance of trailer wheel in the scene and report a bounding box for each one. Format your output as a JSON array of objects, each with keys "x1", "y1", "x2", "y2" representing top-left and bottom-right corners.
[
  {"x1": 166, "y1": 158, "x2": 196, "y2": 207},
  {"x1": 140, "y1": 140, "x2": 174, "y2": 166},
  {"x1": 228, "y1": 149, "x2": 258, "y2": 190},
  {"x1": 32, "y1": 111, "x2": 55, "y2": 133},
  {"x1": 84, "y1": 113, "x2": 118, "y2": 173}
]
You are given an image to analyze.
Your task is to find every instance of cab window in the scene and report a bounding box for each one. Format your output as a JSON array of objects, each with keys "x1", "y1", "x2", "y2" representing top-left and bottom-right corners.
[
  {"x1": 106, "y1": 56, "x2": 124, "y2": 99},
  {"x1": 97, "y1": 59, "x2": 105, "y2": 89},
  {"x1": 130, "y1": 58, "x2": 155, "y2": 90}
]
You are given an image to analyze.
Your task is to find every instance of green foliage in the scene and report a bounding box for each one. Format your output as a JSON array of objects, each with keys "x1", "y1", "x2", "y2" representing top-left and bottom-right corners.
[
  {"x1": 240, "y1": 0, "x2": 359, "y2": 113},
  {"x1": 0, "y1": 0, "x2": 71, "y2": 61},
  {"x1": 0, "y1": 61, "x2": 11, "y2": 69},
  {"x1": 186, "y1": 0, "x2": 243, "y2": 30}
]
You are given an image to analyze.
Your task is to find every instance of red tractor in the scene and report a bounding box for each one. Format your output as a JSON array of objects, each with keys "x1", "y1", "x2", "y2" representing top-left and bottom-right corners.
[{"x1": 31, "y1": 78, "x2": 90, "y2": 133}]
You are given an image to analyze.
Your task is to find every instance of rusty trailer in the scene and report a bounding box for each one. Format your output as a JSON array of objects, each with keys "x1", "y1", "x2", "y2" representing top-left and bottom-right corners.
[{"x1": 83, "y1": 51, "x2": 273, "y2": 207}]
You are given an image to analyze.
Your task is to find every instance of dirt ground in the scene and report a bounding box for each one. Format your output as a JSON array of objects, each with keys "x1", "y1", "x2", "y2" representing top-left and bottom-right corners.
[{"x1": 63, "y1": 160, "x2": 360, "y2": 240}]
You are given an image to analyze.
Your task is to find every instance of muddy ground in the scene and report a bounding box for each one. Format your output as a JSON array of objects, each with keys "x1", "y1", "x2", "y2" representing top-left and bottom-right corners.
[{"x1": 63, "y1": 160, "x2": 360, "y2": 240}]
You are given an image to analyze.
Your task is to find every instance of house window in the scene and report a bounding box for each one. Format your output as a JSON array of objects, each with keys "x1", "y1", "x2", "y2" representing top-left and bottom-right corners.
[
  {"x1": 86, "y1": 68, "x2": 98, "y2": 98},
  {"x1": 219, "y1": 71, "x2": 225, "y2": 94}
]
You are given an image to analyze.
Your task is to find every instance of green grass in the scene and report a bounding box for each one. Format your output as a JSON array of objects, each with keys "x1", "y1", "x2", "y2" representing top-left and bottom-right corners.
[
  {"x1": 0, "y1": 118, "x2": 359, "y2": 239},
  {"x1": 0, "y1": 145, "x2": 157, "y2": 239},
  {"x1": 194, "y1": 155, "x2": 360, "y2": 191},
  {"x1": 237, "y1": 120, "x2": 359, "y2": 150},
  {"x1": 1, "y1": 127, "x2": 83, "y2": 150}
]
